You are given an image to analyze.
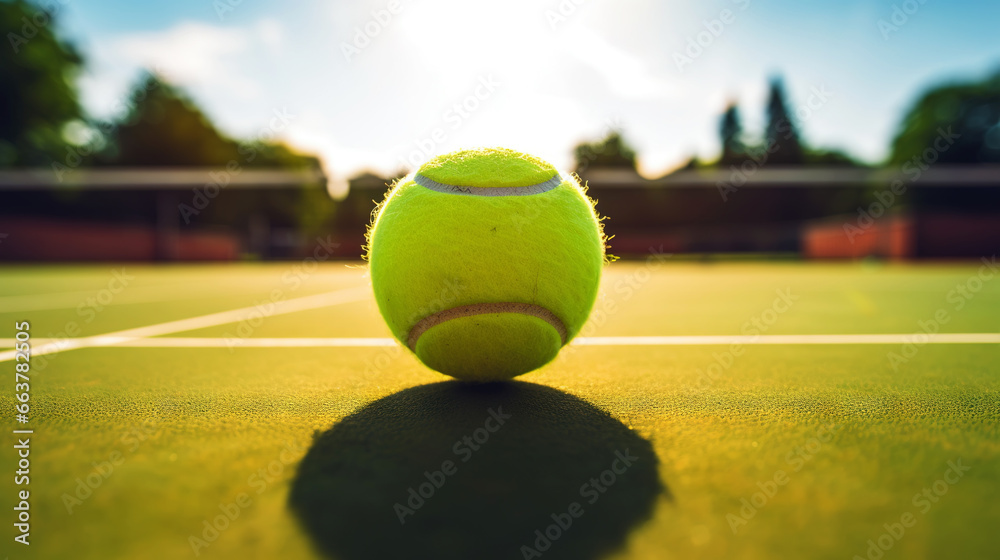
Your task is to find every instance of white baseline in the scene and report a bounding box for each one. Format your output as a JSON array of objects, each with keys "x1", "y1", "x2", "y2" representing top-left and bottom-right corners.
[{"x1": 1, "y1": 333, "x2": 997, "y2": 351}]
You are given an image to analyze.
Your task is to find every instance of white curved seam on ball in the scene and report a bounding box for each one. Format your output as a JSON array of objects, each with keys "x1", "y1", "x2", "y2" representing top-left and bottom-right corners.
[
  {"x1": 413, "y1": 172, "x2": 563, "y2": 196},
  {"x1": 406, "y1": 302, "x2": 568, "y2": 351}
]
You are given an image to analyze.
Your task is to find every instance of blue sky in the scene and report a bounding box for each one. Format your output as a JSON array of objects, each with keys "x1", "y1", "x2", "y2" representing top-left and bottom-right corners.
[{"x1": 51, "y1": 0, "x2": 1000, "y2": 188}]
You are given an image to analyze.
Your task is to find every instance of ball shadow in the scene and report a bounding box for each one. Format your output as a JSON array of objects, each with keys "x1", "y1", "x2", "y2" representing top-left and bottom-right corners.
[{"x1": 289, "y1": 381, "x2": 668, "y2": 560}]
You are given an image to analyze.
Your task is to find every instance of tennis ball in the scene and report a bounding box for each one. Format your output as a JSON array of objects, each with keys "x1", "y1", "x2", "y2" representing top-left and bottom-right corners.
[{"x1": 367, "y1": 147, "x2": 606, "y2": 381}]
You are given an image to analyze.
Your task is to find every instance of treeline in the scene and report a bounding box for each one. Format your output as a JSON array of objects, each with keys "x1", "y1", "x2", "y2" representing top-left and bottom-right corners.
[
  {"x1": 572, "y1": 72, "x2": 1000, "y2": 176},
  {"x1": 3, "y1": 0, "x2": 998, "y2": 226},
  {"x1": 1, "y1": 0, "x2": 333, "y2": 237},
  {"x1": 2, "y1": 2, "x2": 318, "y2": 170}
]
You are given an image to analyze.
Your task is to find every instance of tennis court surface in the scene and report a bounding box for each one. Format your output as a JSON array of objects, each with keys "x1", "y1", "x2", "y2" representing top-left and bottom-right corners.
[{"x1": 1, "y1": 261, "x2": 998, "y2": 560}]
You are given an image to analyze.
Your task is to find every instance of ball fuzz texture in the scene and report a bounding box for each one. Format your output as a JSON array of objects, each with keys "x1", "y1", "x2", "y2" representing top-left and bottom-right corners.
[{"x1": 367, "y1": 148, "x2": 606, "y2": 381}]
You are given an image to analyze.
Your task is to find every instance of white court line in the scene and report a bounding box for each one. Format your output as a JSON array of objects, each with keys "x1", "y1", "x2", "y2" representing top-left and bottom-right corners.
[
  {"x1": 86, "y1": 337, "x2": 397, "y2": 348},
  {"x1": 1, "y1": 333, "x2": 997, "y2": 350},
  {"x1": 574, "y1": 333, "x2": 1000, "y2": 345},
  {"x1": 0, "y1": 282, "x2": 205, "y2": 313},
  {"x1": 0, "y1": 286, "x2": 372, "y2": 363}
]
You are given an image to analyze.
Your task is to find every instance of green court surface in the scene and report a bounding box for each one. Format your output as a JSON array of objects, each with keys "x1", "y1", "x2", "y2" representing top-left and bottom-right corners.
[{"x1": 1, "y1": 262, "x2": 998, "y2": 560}]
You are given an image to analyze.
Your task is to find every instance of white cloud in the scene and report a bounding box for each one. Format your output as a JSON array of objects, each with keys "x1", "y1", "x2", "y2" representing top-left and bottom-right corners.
[
  {"x1": 560, "y1": 25, "x2": 677, "y2": 99},
  {"x1": 255, "y1": 18, "x2": 284, "y2": 50},
  {"x1": 76, "y1": 6, "x2": 703, "y2": 177},
  {"x1": 82, "y1": 19, "x2": 293, "y2": 117},
  {"x1": 114, "y1": 22, "x2": 252, "y2": 88},
  {"x1": 75, "y1": 1, "x2": 922, "y2": 178}
]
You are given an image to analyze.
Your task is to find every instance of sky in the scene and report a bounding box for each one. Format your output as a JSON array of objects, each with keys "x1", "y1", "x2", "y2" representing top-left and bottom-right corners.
[{"x1": 50, "y1": 0, "x2": 1000, "y2": 189}]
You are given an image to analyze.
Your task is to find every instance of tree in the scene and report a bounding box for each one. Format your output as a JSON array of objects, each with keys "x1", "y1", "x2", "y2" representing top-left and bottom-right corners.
[
  {"x1": 105, "y1": 73, "x2": 320, "y2": 167},
  {"x1": 705, "y1": 80, "x2": 861, "y2": 169},
  {"x1": 108, "y1": 74, "x2": 234, "y2": 166},
  {"x1": 719, "y1": 102, "x2": 744, "y2": 165},
  {"x1": 804, "y1": 148, "x2": 862, "y2": 166},
  {"x1": 104, "y1": 74, "x2": 334, "y2": 238},
  {"x1": 889, "y1": 70, "x2": 1000, "y2": 164},
  {"x1": 764, "y1": 77, "x2": 804, "y2": 165},
  {"x1": 573, "y1": 131, "x2": 637, "y2": 174},
  {"x1": 0, "y1": 0, "x2": 83, "y2": 166}
]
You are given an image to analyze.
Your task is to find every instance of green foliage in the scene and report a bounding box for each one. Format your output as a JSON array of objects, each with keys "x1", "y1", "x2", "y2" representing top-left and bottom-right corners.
[
  {"x1": 106, "y1": 74, "x2": 319, "y2": 170},
  {"x1": 804, "y1": 148, "x2": 865, "y2": 166},
  {"x1": 719, "y1": 103, "x2": 745, "y2": 165},
  {"x1": 702, "y1": 78, "x2": 862, "y2": 169},
  {"x1": 101, "y1": 73, "x2": 336, "y2": 237},
  {"x1": 296, "y1": 186, "x2": 339, "y2": 237},
  {"x1": 889, "y1": 70, "x2": 1000, "y2": 164},
  {"x1": 0, "y1": 0, "x2": 83, "y2": 166},
  {"x1": 573, "y1": 131, "x2": 637, "y2": 173},
  {"x1": 681, "y1": 156, "x2": 709, "y2": 170},
  {"x1": 107, "y1": 74, "x2": 237, "y2": 167},
  {"x1": 764, "y1": 77, "x2": 805, "y2": 165}
]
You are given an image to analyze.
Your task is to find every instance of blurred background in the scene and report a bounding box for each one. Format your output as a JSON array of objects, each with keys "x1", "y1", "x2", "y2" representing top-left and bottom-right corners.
[{"x1": 1, "y1": 0, "x2": 998, "y2": 262}]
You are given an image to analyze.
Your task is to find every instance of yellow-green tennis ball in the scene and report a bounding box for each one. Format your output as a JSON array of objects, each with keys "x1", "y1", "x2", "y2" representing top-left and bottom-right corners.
[{"x1": 367, "y1": 147, "x2": 606, "y2": 381}]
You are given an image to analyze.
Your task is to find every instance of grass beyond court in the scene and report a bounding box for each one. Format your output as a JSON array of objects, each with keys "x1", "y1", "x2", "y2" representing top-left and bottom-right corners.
[{"x1": 0, "y1": 262, "x2": 998, "y2": 560}]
